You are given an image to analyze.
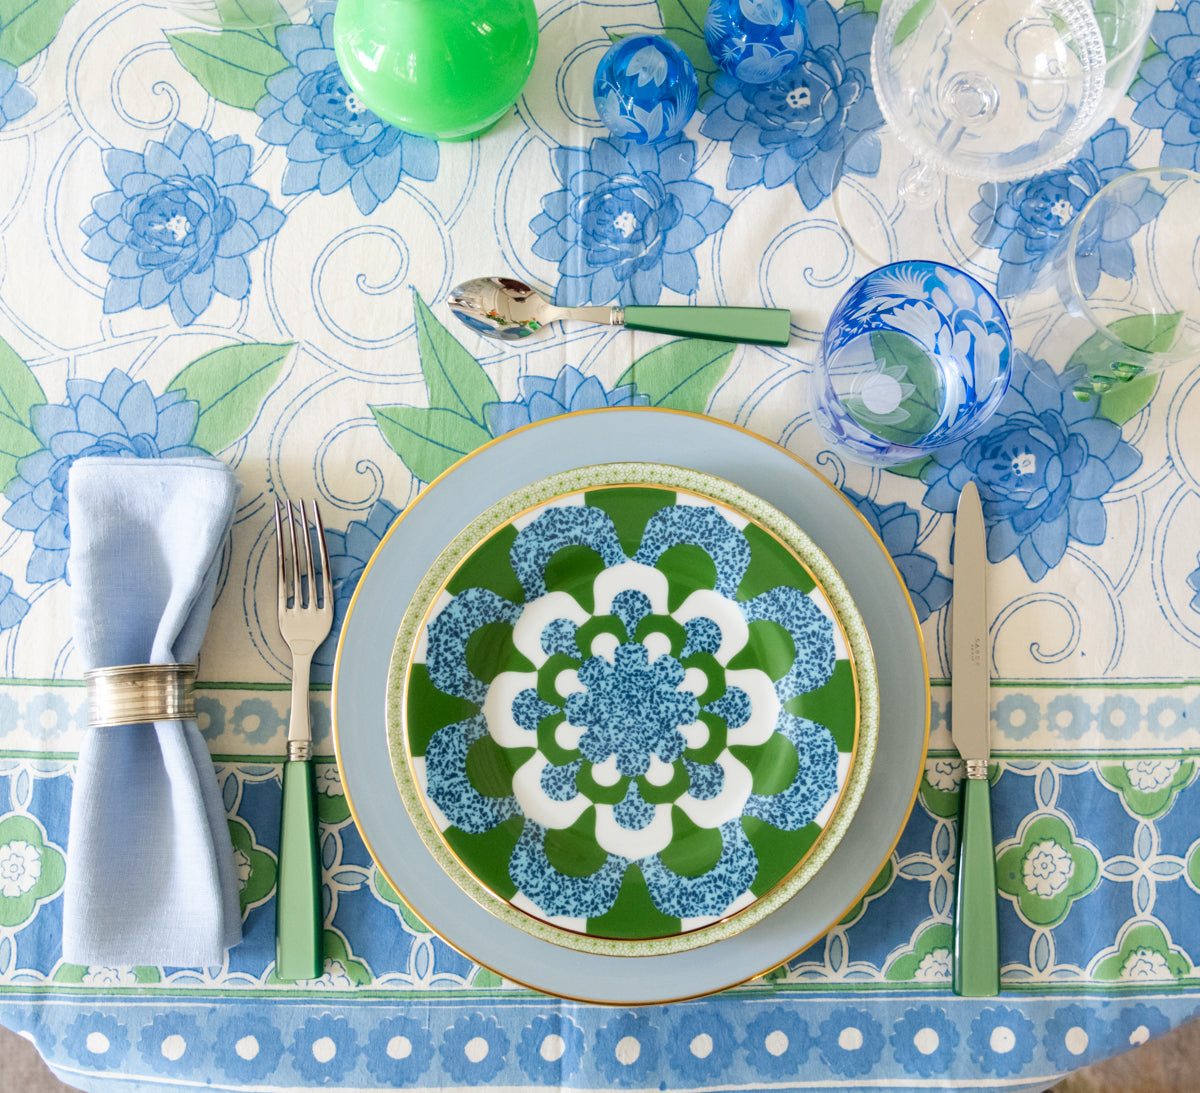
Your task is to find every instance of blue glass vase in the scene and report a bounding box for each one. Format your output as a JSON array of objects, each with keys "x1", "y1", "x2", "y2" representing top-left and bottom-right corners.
[
  {"x1": 704, "y1": 0, "x2": 808, "y2": 84},
  {"x1": 593, "y1": 35, "x2": 698, "y2": 144}
]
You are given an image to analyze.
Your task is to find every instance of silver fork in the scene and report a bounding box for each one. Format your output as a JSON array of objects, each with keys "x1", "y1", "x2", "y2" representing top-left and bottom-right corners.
[{"x1": 274, "y1": 499, "x2": 333, "y2": 981}]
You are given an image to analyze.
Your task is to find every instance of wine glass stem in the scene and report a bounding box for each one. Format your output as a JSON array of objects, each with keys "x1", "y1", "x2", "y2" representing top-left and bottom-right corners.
[{"x1": 897, "y1": 158, "x2": 941, "y2": 208}]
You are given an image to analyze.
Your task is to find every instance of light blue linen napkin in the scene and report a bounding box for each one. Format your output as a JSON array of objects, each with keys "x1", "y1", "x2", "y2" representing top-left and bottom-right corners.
[{"x1": 62, "y1": 455, "x2": 242, "y2": 967}]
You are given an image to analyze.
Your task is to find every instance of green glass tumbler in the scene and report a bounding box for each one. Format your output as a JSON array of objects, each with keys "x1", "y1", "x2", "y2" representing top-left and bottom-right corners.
[{"x1": 332, "y1": 0, "x2": 539, "y2": 141}]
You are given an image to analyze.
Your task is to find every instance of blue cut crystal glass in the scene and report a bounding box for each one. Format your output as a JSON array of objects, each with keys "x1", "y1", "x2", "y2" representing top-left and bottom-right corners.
[
  {"x1": 593, "y1": 35, "x2": 698, "y2": 144},
  {"x1": 704, "y1": 0, "x2": 808, "y2": 85},
  {"x1": 810, "y1": 261, "x2": 1012, "y2": 466}
]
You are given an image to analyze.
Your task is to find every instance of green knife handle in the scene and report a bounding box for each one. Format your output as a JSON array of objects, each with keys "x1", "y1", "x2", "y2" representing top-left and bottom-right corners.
[
  {"x1": 276, "y1": 759, "x2": 323, "y2": 981},
  {"x1": 954, "y1": 775, "x2": 1000, "y2": 997},
  {"x1": 623, "y1": 306, "x2": 792, "y2": 346}
]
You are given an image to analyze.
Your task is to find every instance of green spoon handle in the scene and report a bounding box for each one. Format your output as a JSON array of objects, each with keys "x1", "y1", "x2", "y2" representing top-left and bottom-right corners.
[
  {"x1": 622, "y1": 305, "x2": 791, "y2": 346},
  {"x1": 276, "y1": 758, "x2": 323, "y2": 981},
  {"x1": 953, "y1": 774, "x2": 1000, "y2": 997}
]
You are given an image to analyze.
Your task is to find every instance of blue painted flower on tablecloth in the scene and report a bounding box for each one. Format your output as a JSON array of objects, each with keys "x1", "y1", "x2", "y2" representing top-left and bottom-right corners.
[
  {"x1": 62, "y1": 1013, "x2": 130, "y2": 1071},
  {"x1": 743, "y1": 1008, "x2": 812, "y2": 1075},
  {"x1": 213, "y1": 1016, "x2": 285, "y2": 1081},
  {"x1": 256, "y1": 10, "x2": 438, "y2": 215},
  {"x1": 1112, "y1": 1002, "x2": 1170, "y2": 1050},
  {"x1": 0, "y1": 574, "x2": 28, "y2": 629},
  {"x1": 311, "y1": 498, "x2": 402, "y2": 682},
  {"x1": 3, "y1": 370, "x2": 206, "y2": 585},
  {"x1": 666, "y1": 1009, "x2": 737, "y2": 1079},
  {"x1": 971, "y1": 121, "x2": 1136, "y2": 299},
  {"x1": 699, "y1": 0, "x2": 882, "y2": 210},
  {"x1": 230, "y1": 697, "x2": 284, "y2": 744},
  {"x1": 841, "y1": 486, "x2": 949, "y2": 622},
  {"x1": 194, "y1": 694, "x2": 226, "y2": 740},
  {"x1": 364, "y1": 1015, "x2": 434, "y2": 1085},
  {"x1": 1132, "y1": 2, "x2": 1200, "y2": 171},
  {"x1": 81, "y1": 124, "x2": 283, "y2": 326},
  {"x1": 817, "y1": 1005, "x2": 885, "y2": 1077},
  {"x1": 291, "y1": 1014, "x2": 359, "y2": 1084},
  {"x1": 594, "y1": 1011, "x2": 660, "y2": 1085},
  {"x1": 1043, "y1": 1003, "x2": 1110, "y2": 1070},
  {"x1": 890, "y1": 1004, "x2": 959, "y2": 1078},
  {"x1": 0, "y1": 61, "x2": 34, "y2": 129},
  {"x1": 439, "y1": 1013, "x2": 510, "y2": 1083},
  {"x1": 967, "y1": 1005, "x2": 1036, "y2": 1077},
  {"x1": 516, "y1": 1014, "x2": 586, "y2": 1082},
  {"x1": 923, "y1": 352, "x2": 1143, "y2": 581},
  {"x1": 484, "y1": 366, "x2": 649, "y2": 438},
  {"x1": 530, "y1": 136, "x2": 731, "y2": 305},
  {"x1": 138, "y1": 1013, "x2": 206, "y2": 1075}
]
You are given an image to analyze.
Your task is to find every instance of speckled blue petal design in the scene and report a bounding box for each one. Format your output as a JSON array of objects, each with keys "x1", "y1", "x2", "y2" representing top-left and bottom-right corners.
[
  {"x1": 685, "y1": 758, "x2": 725, "y2": 800},
  {"x1": 614, "y1": 782, "x2": 656, "y2": 830},
  {"x1": 743, "y1": 714, "x2": 839, "y2": 830},
  {"x1": 424, "y1": 714, "x2": 521, "y2": 834},
  {"x1": 509, "y1": 821, "x2": 627, "y2": 918},
  {"x1": 540, "y1": 617, "x2": 581, "y2": 657},
  {"x1": 705, "y1": 687, "x2": 751, "y2": 729},
  {"x1": 541, "y1": 760, "x2": 582, "y2": 802},
  {"x1": 741, "y1": 586, "x2": 836, "y2": 699},
  {"x1": 611, "y1": 588, "x2": 653, "y2": 637},
  {"x1": 511, "y1": 507, "x2": 626, "y2": 600},
  {"x1": 512, "y1": 688, "x2": 556, "y2": 732},
  {"x1": 425, "y1": 587, "x2": 522, "y2": 703},
  {"x1": 633, "y1": 505, "x2": 751, "y2": 597},
  {"x1": 682, "y1": 615, "x2": 722, "y2": 656},
  {"x1": 641, "y1": 819, "x2": 758, "y2": 917}
]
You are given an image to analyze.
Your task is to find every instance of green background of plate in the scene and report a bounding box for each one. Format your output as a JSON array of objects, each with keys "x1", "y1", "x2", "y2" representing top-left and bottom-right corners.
[{"x1": 405, "y1": 485, "x2": 860, "y2": 941}]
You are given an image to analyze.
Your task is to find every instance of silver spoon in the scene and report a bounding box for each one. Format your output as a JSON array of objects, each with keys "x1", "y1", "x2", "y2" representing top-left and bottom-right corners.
[{"x1": 447, "y1": 277, "x2": 791, "y2": 346}]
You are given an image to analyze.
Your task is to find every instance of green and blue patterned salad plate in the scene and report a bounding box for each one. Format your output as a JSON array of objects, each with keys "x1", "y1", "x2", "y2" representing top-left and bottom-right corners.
[{"x1": 385, "y1": 463, "x2": 879, "y2": 956}]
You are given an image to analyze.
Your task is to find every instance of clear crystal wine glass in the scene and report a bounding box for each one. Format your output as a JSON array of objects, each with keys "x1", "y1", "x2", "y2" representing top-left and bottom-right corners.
[{"x1": 837, "y1": 0, "x2": 1155, "y2": 260}]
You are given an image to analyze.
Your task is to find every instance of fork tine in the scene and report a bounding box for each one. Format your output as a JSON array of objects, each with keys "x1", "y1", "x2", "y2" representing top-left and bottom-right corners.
[
  {"x1": 274, "y1": 498, "x2": 289, "y2": 608},
  {"x1": 287, "y1": 501, "x2": 306, "y2": 608},
  {"x1": 311, "y1": 500, "x2": 332, "y2": 611}
]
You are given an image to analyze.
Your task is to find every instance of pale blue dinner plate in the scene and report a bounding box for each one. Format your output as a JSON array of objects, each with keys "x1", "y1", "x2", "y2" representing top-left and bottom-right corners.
[{"x1": 332, "y1": 408, "x2": 930, "y2": 1004}]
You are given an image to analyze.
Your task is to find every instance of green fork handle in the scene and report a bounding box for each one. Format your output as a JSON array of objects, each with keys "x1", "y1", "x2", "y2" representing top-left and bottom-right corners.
[
  {"x1": 954, "y1": 774, "x2": 1000, "y2": 997},
  {"x1": 623, "y1": 305, "x2": 792, "y2": 346},
  {"x1": 276, "y1": 758, "x2": 323, "y2": 981}
]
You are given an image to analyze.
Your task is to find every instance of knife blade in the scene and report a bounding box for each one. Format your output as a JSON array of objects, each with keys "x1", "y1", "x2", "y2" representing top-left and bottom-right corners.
[{"x1": 951, "y1": 480, "x2": 999, "y2": 997}]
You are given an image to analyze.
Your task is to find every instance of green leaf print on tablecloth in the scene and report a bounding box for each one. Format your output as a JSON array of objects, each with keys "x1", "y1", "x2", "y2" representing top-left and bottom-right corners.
[
  {"x1": 1100, "y1": 759, "x2": 1196, "y2": 820},
  {"x1": 0, "y1": 333, "x2": 46, "y2": 492},
  {"x1": 0, "y1": 0, "x2": 75, "y2": 68},
  {"x1": 1093, "y1": 921, "x2": 1193, "y2": 982},
  {"x1": 0, "y1": 813, "x2": 63, "y2": 928},
  {"x1": 997, "y1": 814, "x2": 1100, "y2": 927},
  {"x1": 229, "y1": 816, "x2": 276, "y2": 915}
]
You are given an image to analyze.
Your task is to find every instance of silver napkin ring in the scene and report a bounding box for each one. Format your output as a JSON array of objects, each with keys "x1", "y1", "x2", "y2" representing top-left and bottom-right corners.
[{"x1": 85, "y1": 663, "x2": 197, "y2": 728}]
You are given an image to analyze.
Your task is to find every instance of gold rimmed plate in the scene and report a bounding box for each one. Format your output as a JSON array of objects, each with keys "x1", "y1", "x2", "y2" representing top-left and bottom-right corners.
[{"x1": 385, "y1": 463, "x2": 878, "y2": 956}]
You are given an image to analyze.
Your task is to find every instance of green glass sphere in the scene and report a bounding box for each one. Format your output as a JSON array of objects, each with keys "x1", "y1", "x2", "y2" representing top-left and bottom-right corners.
[{"x1": 332, "y1": 0, "x2": 539, "y2": 142}]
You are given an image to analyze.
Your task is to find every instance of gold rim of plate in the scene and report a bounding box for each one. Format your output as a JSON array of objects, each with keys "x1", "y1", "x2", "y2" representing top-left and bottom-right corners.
[{"x1": 384, "y1": 461, "x2": 880, "y2": 958}]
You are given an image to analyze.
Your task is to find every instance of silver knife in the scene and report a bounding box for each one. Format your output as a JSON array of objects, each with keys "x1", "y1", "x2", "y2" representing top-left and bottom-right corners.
[{"x1": 951, "y1": 480, "x2": 999, "y2": 996}]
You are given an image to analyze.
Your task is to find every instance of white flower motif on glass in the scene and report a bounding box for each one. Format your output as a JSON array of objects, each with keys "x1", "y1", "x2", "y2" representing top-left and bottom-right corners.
[
  {"x1": 1120, "y1": 948, "x2": 1172, "y2": 981},
  {"x1": 81, "y1": 966, "x2": 138, "y2": 987},
  {"x1": 315, "y1": 765, "x2": 342, "y2": 797},
  {"x1": 233, "y1": 847, "x2": 252, "y2": 888},
  {"x1": 925, "y1": 759, "x2": 963, "y2": 793},
  {"x1": 1126, "y1": 760, "x2": 1181, "y2": 794},
  {"x1": 0, "y1": 840, "x2": 41, "y2": 896},
  {"x1": 1022, "y1": 839, "x2": 1074, "y2": 898},
  {"x1": 914, "y1": 948, "x2": 953, "y2": 981},
  {"x1": 883, "y1": 302, "x2": 942, "y2": 346}
]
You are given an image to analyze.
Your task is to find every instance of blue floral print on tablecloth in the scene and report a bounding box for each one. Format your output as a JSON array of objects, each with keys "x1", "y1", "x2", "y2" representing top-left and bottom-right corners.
[
  {"x1": 841, "y1": 486, "x2": 950, "y2": 621},
  {"x1": 516, "y1": 1014, "x2": 586, "y2": 1083},
  {"x1": 213, "y1": 1016, "x2": 285, "y2": 1081},
  {"x1": 137, "y1": 1013, "x2": 206, "y2": 1075},
  {"x1": 817, "y1": 1005, "x2": 885, "y2": 1077},
  {"x1": 312, "y1": 498, "x2": 402, "y2": 683},
  {"x1": 439, "y1": 1013, "x2": 509, "y2": 1084},
  {"x1": 923, "y1": 352, "x2": 1143, "y2": 582},
  {"x1": 970, "y1": 121, "x2": 1135, "y2": 299},
  {"x1": 61, "y1": 1013, "x2": 130, "y2": 1071},
  {"x1": 256, "y1": 9, "x2": 438, "y2": 215},
  {"x1": 743, "y1": 1008, "x2": 812, "y2": 1075},
  {"x1": 594, "y1": 1011, "x2": 660, "y2": 1085},
  {"x1": 1043, "y1": 1002, "x2": 1111, "y2": 1070},
  {"x1": 666, "y1": 1009, "x2": 738, "y2": 1078},
  {"x1": 699, "y1": 0, "x2": 882, "y2": 210},
  {"x1": 2, "y1": 370, "x2": 207, "y2": 586},
  {"x1": 81, "y1": 124, "x2": 283, "y2": 326},
  {"x1": 1111, "y1": 1002, "x2": 1171, "y2": 1049},
  {"x1": 363, "y1": 1015, "x2": 434, "y2": 1085},
  {"x1": 1131, "y1": 0, "x2": 1200, "y2": 171},
  {"x1": 0, "y1": 574, "x2": 28, "y2": 629},
  {"x1": 484, "y1": 365, "x2": 649, "y2": 436},
  {"x1": 967, "y1": 1006, "x2": 1036, "y2": 1077},
  {"x1": 890, "y1": 1004, "x2": 959, "y2": 1077},
  {"x1": 530, "y1": 137, "x2": 731, "y2": 305},
  {"x1": 291, "y1": 1014, "x2": 359, "y2": 1083},
  {"x1": 0, "y1": 61, "x2": 33, "y2": 129}
]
